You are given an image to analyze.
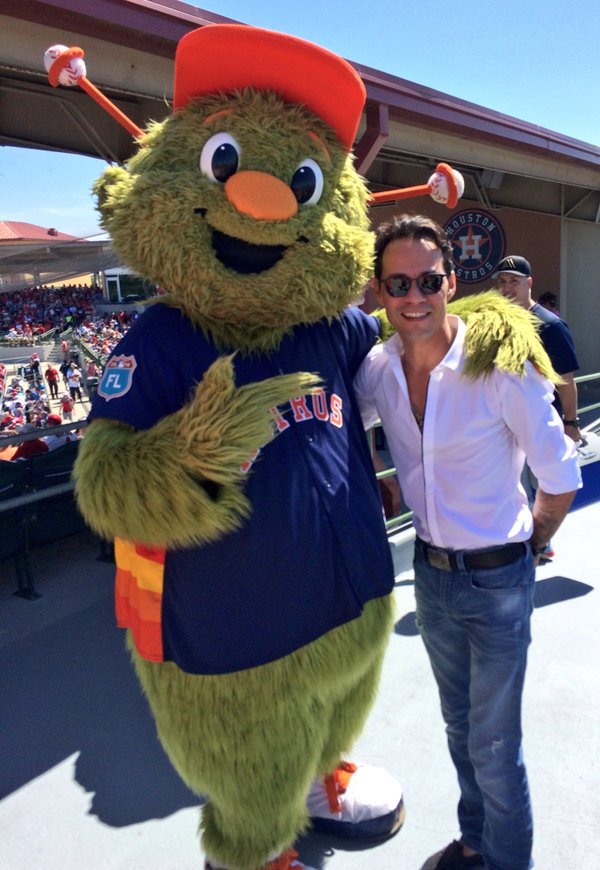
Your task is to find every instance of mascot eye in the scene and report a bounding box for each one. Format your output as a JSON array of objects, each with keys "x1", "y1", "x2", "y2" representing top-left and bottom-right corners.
[
  {"x1": 200, "y1": 132, "x2": 241, "y2": 183},
  {"x1": 290, "y1": 159, "x2": 324, "y2": 205}
]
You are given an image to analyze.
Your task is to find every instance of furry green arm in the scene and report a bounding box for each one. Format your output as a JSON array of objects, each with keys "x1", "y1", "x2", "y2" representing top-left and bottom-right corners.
[
  {"x1": 449, "y1": 291, "x2": 558, "y2": 381},
  {"x1": 74, "y1": 356, "x2": 321, "y2": 548},
  {"x1": 372, "y1": 291, "x2": 559, "y2": 381}
]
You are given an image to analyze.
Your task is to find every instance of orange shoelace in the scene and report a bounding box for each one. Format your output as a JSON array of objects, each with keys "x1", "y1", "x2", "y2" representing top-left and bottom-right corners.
[
  {"x1": 207, "y1": 852, "x2": 301, "y2": 870},
  {"x1": 265, "y1": 848, "x2": 301, "y2": 869},
  {"x1": 323, "y1": 761, "x2": 358, "y2": 813}
]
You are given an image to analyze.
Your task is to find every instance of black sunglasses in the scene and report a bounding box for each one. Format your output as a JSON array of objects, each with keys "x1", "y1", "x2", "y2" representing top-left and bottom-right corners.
[{"x1": 381, "y1": 272, "x2": 447, "y2": 297}]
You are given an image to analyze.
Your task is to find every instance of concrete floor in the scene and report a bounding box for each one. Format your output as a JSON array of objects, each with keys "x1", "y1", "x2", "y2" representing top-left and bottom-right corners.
[{"x1": 1, "y1": 490, "x2": 599, "y2": 869}]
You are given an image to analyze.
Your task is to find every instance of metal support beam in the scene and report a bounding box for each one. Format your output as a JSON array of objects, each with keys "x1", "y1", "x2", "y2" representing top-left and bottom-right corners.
[
  {"x1": 354, "y1": 102, "x2": 389, "y2": 176},
  {"x1": 564, "y1": 189, "x2": 594, "y2": 218}
]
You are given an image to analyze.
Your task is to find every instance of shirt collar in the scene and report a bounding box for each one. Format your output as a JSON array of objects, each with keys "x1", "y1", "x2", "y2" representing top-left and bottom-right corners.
[{"x1": 384, "y1": 314, "x2": 466, "y2": 372}]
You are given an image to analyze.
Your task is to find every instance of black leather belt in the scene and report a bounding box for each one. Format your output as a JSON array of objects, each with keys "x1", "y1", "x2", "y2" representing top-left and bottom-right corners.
[{"x1": 418, "y1": 539, "x2": 527, "y2": 572}]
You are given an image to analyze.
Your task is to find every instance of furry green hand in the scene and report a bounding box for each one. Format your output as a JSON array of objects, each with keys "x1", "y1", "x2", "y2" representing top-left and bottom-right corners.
[
  {"x1": 176, "y1": 355, "x2": 323, "y2": 484},
  {"x1": 74, "y1": 356, "x2": 322, "y2": 548}
]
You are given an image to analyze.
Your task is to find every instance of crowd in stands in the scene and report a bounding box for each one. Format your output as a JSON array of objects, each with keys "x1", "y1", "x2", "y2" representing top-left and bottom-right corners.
[
  {"x1": 74, "y1": 310, "x2": 137, "y2": 364},
  {"x1": 0, "y1": 303, "x2": 141, "y2": 569},
  {"x1": 0, "y1": 282, "x2": 140, "y2": 463},
  {"x1": 1, "y1": 308, "x2": 138, "y2": 456},
  {"x1": 0, "y1": 283, "x2": 101, "y2": 343},
  {"x1": 0, "y1": 280, "x2": 142, "y2": 364},
  {"x1": 0, "y1": 357, "x2": 84, "y2": 449}
]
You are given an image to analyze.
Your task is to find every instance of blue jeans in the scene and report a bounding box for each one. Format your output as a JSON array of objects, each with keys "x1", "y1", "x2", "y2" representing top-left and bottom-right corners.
[{"x1": 414, "y1": 539, "x2": 535, "y2": 870}]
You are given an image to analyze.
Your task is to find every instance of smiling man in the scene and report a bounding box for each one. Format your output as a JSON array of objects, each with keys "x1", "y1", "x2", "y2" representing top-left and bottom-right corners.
[{"x1": 355, "y1": 214, "x2": 581, "y2": 870}]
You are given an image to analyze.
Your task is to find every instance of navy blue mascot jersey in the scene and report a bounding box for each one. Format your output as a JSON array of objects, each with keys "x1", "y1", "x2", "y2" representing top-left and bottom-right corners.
[{"x1": 89, "y1": 303, "x2": 395, "y2": 674}]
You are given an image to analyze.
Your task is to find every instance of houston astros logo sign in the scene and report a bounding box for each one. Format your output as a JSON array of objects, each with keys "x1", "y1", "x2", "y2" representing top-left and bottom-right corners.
[{"x1": 444, "y1": 209, "x2": 506, "y2": 284}]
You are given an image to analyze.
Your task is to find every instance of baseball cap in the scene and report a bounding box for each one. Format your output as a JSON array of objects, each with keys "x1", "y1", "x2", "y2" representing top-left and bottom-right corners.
[
  {"x1": 493, "y1": 255, "x2": 531, "y2": 278},
  {"x1": 173, "y1": 25, "x2": 366, "y2": 151},
  {"x1": 47, "y1": 413, "x2": 63, "y2": 425},
  {"x1": 18, "y1": 422, "x2": 38, "y2": 434}
]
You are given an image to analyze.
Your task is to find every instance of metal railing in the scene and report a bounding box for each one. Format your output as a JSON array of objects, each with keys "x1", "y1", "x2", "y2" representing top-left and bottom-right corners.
[
  {"x1": 72, "y1": 334, "x2": 105, "y2": 367},
  {"x1": 2, "y1": 371, "x2": 599, "y2": 549},
  {"x1": 574, "y1": 372, "x2": 600, "y2": 417},
  {"x1": 0, "y1": 421, "x2": 88, "y2": 598},
  {"x1": 37, "y1": 327, "x2": 57, "y2": 343}
]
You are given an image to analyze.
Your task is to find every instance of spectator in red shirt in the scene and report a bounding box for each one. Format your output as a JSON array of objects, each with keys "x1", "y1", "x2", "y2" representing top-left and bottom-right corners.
[
  {"x1": 12, "y1": 422, "x2": 49, "y2": 459},
  {"x1": 60, "y1": 394, "x2": 74, "y2": 421},
  {"x1": 42, "y1": 413, "x2": 81, "y2": 452},
  {"x1": 45, "y1": 364, "x2": 60, "y2": 399}
]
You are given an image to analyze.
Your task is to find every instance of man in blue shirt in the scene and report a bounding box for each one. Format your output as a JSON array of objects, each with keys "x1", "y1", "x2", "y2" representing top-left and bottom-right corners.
[{"x1": 494, "y1": 255, "x2": 581, "y2": 442}]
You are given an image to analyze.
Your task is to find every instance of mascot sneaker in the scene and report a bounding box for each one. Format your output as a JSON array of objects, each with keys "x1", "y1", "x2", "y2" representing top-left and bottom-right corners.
[
  {"x1": 205, "y1": 849, "x2": 315, "y2": 870},
  {"x1": 307, "y1": 761, "x2": 405, "y2": 839}
]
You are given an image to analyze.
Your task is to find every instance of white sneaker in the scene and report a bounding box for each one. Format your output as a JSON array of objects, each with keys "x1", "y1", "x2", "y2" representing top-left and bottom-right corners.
[{"x1": 307, "y1": 761, "x2": 405, "y2": 839}]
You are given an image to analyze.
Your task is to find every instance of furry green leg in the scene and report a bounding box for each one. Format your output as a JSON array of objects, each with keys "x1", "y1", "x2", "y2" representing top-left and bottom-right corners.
[
  {"x1": 316, "y1": 644, "x2": 388, "y2": 776},
  {"x1": 128, "y1": 595, "x2": 393, "y2": 870}
]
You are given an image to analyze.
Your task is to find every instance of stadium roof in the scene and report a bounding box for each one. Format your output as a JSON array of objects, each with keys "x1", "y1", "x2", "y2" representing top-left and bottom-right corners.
[
  {"x1": 0, "y1": 220, "x2": 119, "y2": 293},
  {"x1": 0, "y1": 0, "x2": 598, "y2": 229}
]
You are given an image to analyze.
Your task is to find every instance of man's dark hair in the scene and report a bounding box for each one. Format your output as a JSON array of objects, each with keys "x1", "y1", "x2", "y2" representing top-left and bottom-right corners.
[{"x1": 373, "y1": 214, "x2": 454, "y2": 279}]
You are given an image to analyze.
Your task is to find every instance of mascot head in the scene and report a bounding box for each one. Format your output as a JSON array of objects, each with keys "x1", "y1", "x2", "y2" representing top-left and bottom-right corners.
[
  {"x1": 45, "y1": 25, "x2": 462, "y2": 353},
  {"x1": 92, "y1": 25, "x2": 374, "y2": 352}
]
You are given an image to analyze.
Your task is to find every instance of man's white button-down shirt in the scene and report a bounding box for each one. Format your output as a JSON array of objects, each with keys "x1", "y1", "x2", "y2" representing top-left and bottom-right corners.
[{"x1": 355, "y1": 315, "x2": 582, "y2": 549}]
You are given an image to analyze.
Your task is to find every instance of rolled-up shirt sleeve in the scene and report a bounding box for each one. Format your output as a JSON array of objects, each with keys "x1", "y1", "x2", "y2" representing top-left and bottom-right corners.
[{"x1": 497, "y1": 362, "x2": 582, "y2": 495}]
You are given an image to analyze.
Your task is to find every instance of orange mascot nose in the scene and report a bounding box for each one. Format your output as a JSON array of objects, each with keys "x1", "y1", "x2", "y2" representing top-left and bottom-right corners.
[{"x1": 224, "y1": 171, "x2": 298, "y2": 221}]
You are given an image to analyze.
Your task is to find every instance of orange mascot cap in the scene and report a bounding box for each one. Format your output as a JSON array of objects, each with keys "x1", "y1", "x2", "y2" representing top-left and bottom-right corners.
[{"x1": 174, "y1": 24, "x2": 366, "y2": 151}]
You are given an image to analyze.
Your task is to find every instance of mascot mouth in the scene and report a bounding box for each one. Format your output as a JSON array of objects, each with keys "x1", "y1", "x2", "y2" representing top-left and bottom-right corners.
[{"x1": 212, "y1": 229, "x2": 287, "y2": 275}]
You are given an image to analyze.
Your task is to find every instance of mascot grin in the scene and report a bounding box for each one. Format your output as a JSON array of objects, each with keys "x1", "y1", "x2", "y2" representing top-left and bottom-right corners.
[{"x1": 209, "y1": 229, "x2": 288, "y2": 274}]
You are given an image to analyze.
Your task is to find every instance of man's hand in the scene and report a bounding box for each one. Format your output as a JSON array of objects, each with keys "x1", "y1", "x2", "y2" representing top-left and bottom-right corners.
[{"x1": 531, "y1": 488, "x2": 577, "y2": 564}]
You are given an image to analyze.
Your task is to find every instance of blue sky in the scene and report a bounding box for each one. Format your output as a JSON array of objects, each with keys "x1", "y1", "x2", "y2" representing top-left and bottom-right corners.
[{"x1": 1, "y1": 0, "x2": 598, "y2": 238}]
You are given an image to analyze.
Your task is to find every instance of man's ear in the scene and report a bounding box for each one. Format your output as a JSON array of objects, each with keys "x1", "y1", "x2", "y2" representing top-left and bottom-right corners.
[{"x1": 446, "y1": 271, "x2": 457, "y2": 302}]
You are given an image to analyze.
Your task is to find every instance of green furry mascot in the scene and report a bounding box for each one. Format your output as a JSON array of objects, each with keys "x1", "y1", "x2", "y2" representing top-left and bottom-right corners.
[{"x1": 70, "y1": 24, "x2": 554, "y2": 870}]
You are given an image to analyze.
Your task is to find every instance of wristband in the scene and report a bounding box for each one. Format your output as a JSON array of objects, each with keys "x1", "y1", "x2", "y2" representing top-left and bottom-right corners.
[
  {"x1": 531, "y1": 543, "x2": 548, "y2": 558},
  {"x1": 562, "y1": 417, "x2": 580, "y2": 427}
]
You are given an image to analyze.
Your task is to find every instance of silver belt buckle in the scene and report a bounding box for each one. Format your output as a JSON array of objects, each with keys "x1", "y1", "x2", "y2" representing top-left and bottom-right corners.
[{"x1": 427, "y1": 547, "x2": 452, "y2": 571}]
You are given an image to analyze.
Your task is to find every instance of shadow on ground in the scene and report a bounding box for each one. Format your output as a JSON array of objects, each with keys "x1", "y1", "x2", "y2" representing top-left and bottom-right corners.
[
  {"x1": 0, "y1": 594, "x2": 198, "y2": 825},
  {"x1": 296, "y1": 829, "x2": 443, "y2": 870},
  {"x1": 533, "y1": 575, "x2": 593, "y2": 607}
]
